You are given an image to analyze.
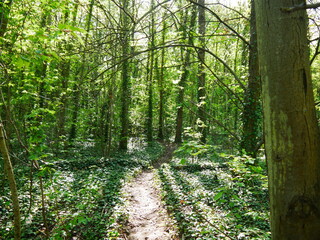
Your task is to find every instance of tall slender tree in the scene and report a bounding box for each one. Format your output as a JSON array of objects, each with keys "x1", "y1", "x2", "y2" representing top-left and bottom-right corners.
[
  {"x1": 0, "y1": 3, "x2": 21, "y2": 239},
  {"x1": 157, "y1": 15, "x2": 167, "y2": 140},
  {"x1": 146, "y1": 0, "x2": 156, "y2": 143},
  {"x1": 69, "y1": 0, "x2": 94, "y2": 142},
  {"x1": 0, "y1": 0, "x2": 13, "y2": 139},
  {"x1": 197, "y1": 0, "x2": 206, "y2": 143},
  {"x1": 119, "y1": 0, "x2": 132, "y2": 150},
  {"x1": 175, "y1": 4, "x2": 197, "y2": 143},
  {"x1": 240, "y1": 0, "x2": 261, "y2": 157},
  {"x1": 0, "y1": 125, "x2": 21, "y2": 240}
]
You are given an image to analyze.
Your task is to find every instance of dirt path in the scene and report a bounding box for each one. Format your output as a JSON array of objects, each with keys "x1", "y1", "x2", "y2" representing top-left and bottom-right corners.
[{"x1": 123, "y1": 143, "x2": 178, "y2": 240}]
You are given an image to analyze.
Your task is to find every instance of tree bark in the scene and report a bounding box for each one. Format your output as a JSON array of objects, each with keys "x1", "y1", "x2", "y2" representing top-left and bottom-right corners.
[
  {"x1": 0, "y1": 4, "x2": 22, "y2": 239},
  {"x1": 104, "y1": 86, "x2": 114, "y2": 156},
  {"x1": 56, "y1": 57, "x2": 69, "y2": 148},
  {"x1": 255, "y1": 0, "x2": 320, "y2": 239},
  {"x1": 56, "y1": 9, "x2": 72, "y2": 151}
]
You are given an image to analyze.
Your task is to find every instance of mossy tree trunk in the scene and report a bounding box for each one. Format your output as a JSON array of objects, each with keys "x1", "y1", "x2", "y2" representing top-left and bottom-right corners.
[
  {"x1": 240, "y1": 0, "x2": 261, "y2": 157},
  {"x1": 174, "y1": 4, "x2": 197, "y2": 144},
  {"x1": 119, "y1": 0, "x2": 132, "y2": 150},
  {"x1": 255, "y1": 0, "x2": 320, "y2": 238}
]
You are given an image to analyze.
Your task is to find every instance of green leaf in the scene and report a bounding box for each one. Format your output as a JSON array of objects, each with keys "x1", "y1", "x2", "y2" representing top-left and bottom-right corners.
[
  {"x1": 14, "y1": 57, "x2": 30, "y2": 68},
  {"x1": 58, "y1": 23, "x2": 67, "y2": 30},
  {"x1": 180, "y1": 158, "x2": 187, "y2": 165},
  {"x1": 232, "y1": 194, "x2": 241, "y2": 201},
  {"x1": 214, "y1": 191, "x2": 224, "y2": 201}
]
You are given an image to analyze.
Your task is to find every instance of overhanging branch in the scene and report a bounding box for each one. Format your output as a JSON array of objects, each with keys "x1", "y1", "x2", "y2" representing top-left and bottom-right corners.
[{"x1": 92, "y1": 43, "x2": 246, "y2": 90}]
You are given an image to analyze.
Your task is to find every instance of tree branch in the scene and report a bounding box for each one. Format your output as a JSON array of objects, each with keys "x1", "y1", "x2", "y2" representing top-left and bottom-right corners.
[
  {"x1": 215, "y1": 2, "x2": 250, "y2": 21},
  {"x1": 183, "y1": 98, "x2": 240, "y2": 141},
  {"x1": 187, "y1": 0, "x2": 250, "y2": 46},
  {"x1": 281, "y1": 2, "x2": 320, "y2": 12},
  {"x1": 92, "y1": 43, "x2": 246, "y2": 90},
  {"x1": 310, "y1": 37, "x2": 320, "y2": 65}
]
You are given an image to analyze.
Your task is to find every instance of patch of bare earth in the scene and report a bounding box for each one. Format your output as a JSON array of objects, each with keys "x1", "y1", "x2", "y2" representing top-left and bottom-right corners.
[{"x1": 123, "y1": 143, "x2": 178, "y2": 240}]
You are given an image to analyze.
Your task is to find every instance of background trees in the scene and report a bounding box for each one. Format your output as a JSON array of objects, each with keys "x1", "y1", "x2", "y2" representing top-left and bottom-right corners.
[{"x1": 0, "y1": 0, "x2": 258, "y2": 153}]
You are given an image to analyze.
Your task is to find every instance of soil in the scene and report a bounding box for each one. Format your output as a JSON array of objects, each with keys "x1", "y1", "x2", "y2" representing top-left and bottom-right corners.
[{"x1": 123, "y1": 143, "x2": 179, "y2": 240}]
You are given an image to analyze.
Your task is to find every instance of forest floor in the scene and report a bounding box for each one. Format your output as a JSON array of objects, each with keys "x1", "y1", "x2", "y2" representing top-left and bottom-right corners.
[
  {"x1": 1, "y1": 141, "x2": 271, "y2": 239},
  {"x1": 123, "y1": 143, "x2": 179, "y2": 240}
]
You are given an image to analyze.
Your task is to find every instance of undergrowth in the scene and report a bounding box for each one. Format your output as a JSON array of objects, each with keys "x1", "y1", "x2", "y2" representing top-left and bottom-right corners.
[
  {"x1": 1, "y1": 140, "x2": 271, "y2": 239},
  {"x1": 157, "y1": 148, "x2": 270, "y2": 240},
  {"x1": 0, "y1": 141, "x2": 163, "y2": 239}
]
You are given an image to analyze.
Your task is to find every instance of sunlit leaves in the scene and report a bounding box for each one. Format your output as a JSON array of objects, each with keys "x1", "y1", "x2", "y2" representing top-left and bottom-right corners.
[{"x1": 158, "y1": 151, "x2": 270, "y2": 239}]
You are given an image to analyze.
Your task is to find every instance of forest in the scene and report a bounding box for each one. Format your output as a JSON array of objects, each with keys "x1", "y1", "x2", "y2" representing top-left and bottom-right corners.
[{"x1": 1, "y1": 0, "x2": 320, "y2": 239}]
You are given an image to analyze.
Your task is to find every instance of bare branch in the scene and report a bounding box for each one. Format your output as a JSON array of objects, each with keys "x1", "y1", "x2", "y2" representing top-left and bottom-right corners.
[{"x1": 110, "y1": 0, "x2": 136, "y2": 24}]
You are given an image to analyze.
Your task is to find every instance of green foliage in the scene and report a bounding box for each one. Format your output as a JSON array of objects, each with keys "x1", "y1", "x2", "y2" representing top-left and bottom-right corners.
[
  {"x1": 158, "y1": 152, "x2": 270, "y2": 239},
  {"x1": 174, "y1": 127, "x2": 217, "y2": 164},
  {"x1": 175, "y1": 140, "x2": 213, "y2": 164}
]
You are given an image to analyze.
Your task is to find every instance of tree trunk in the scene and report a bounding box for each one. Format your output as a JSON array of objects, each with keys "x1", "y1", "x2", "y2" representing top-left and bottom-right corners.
[
  {"x1": 0, "y1": 124, "x2": 21, "y2": 240},
  {"x1": 0, "y1": 0, "x2": 13, "y2": 144},
  {"x1": 146, "y1": 0, "x2": 156, "y2": 143},
  {"x1": 69, "y1": 0, "x2": 94, "y2": 143},
  {"x1": 197, "y1": 0, "x2": 206, "y2": 143},
  {"x1": 56, "y1": 9, "x2": 72, "y2": 151},
  {"x1": 69, "y1": 83, "x2": 79, "y2": 143},
  {"x1": 0, "y1": 0, "x2": 13, "y2": 38},
  {"x1": 1, "y1": 4, "x2": 22, "y2": 239},
  {"x1": 255, "y1": 0, "x2": 320, "y2": 239},
  {"x1": 146, "y1": 53, "x2": 154, "y2": 142},
  {"x1": 104, "y1": 86, "x2": 114, "y2": 156},
  {"x1": 174, "y1": 5, "x2": 197, "y2": 144},
  {"x1": 35, "y1": 11, "x2": 50, "y2": 109},
  {"x1": 240, "y1": 0, "x2": 261, "y2": 157},
  {"x1": 157, "y1": 14, "x2": 166, "y2": 140},
  {"x1": 119, "y1": 0, "x2": 131, "y2": 150}
]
